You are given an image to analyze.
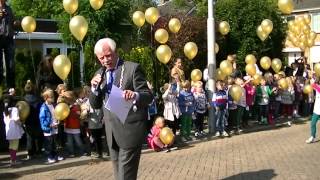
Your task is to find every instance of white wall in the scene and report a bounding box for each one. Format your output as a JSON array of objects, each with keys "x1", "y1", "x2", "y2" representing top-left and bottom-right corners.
[{"x1": 310, "y1": 45, "x2": 320, "y2": 63}]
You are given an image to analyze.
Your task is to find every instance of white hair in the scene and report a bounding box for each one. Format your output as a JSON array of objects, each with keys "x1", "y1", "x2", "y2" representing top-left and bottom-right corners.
[{"x1": 94, "y1": 38, "x2": 117, "y2": 55}]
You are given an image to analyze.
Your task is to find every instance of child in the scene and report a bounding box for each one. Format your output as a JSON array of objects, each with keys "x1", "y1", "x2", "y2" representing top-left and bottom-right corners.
[
  {"x1": 280, "y1": 77, "x2": 295, "y2": 126},
  {"x1": 256, "y1": 78, "x2": 273, "y2": 125},
  {"x1": 293, "y1": 77, "x2": 304, "y2": 118},
  {"x1": 162, "y1": 83, "x2": 180, "y2": 135},
  {"x1": 39, "y1": 89, "x2": 64, "y2": 164},
  {"x1": 178, "y1": 80, "x2": 195, "y2": 141},
  {"x1": 303, "y1": 79, "x2": 315, "y2": 117},
  {"x1": 147, "y1": 117, "x2": 171, "y2": 152},
  {"x1": 56, "y1": 84, "x2": 67, "y2": 103},
  {"x1": 227, "y1": 77, "x2": 237, "y2": 133},
  {"x1": 234, "y1": 77, "x2": 246, "y2": 133},
  {"x1": 243, "y1": 76, "x2": 255, "y2": 126},
  {"x1": 193, "y1": 83, "x2": 207, "y2": 137},
  {"x1": 212, "y1": 81, "x2": 228, "y2": 137},
  {"x1": 306, "y1": 78, "x2": 320, "y2": 143},
  {"x1": 3, "y1": 95, "x2": 24, "y2": 166}
]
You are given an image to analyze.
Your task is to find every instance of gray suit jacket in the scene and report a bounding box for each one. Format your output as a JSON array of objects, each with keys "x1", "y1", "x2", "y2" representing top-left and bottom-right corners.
[{"x1": 89, "y1": 60, "x2": 153, "y2": 149}]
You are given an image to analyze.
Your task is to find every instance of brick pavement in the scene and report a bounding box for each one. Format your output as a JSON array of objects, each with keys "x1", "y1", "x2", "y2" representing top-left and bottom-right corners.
[{"x1": 1, "y1": 122, "x2": 320, "y2": 180}]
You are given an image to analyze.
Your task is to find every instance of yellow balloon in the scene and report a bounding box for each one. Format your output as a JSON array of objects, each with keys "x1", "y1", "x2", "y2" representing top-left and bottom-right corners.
[
  {"x1": 245, "y1": 54, "x2": 256, "y2": 64},
  {"x1": 216, "y1": 68, "x2": 226, "y2": 80},
  {"x1": 288, "y1": 20, "x2": 295, "y2": 31},
  {"x1": 245, "y1": 64, "x2": 256, "y2": 76},
  {"x1": 63, "y1": 0, "x2": 78, "y2": 15},
  {"x1": 155, "y1": 28, "x2": 169, "y2": 44},
  {"x1": 69, "y1": 15, "x2": 88, "y2": 42},
  {"x1": 184, "y1": 42, "x2": 198, "y2": 60},
  {"x1": 271, "y1": 58, "x2": 282, "y2": 73},
  {"x1": 90, "y1": 0, "x2": 104, "y2": 10},
  {"x1": 309, "y1": 31, "x2": 317, "y2": 41},
  {"x1": 53, "y1": 55, "x2": 71, "y2": 80},
  {"x1": 278, "y1": 78, "x2": 288, "y2": 90},
  {"x1": 220, "y1": 60, "x2": 233, "y2": 76},
  {"x1": 54, "y1": 103, "x2": 70, "y2": 121},
  {"x1": 229, "y1": 85, "x2": 243, "y2": 102},
  {"x1": 304, "y1": 14, "x2": 311, "y2": 25},
  {"x1": 16, "y1": 101, "x2": 30, "y2": 123},
  {"x1": 191, "y1": 69, "x2": 202, "y2": 81},
  {"x1": 303, "y1": 84, "x2": 313, "y2": 94},
  {"x1": 292, "y1": 24, "x2": 301, "y2": 36},
  {"x1": 257, "y1": 25, "x2": 268, "y2": 41},
  {"x1": 159, "y1": 127, "x2": 174, "y2": 145},
  {"x1": 156, "y1": 45, "x2": 172, "y2": 64},
  {"x1": 278, "y1": 0, "x2": 294, "y2": 14},
  {"x1": 132, "y1": 11, "x2": 145, "y2": 28},
  {"x1": 253, "y1": 74, "x2": 262, "y2": 86},
  {"x1": 215, "y1": 43, "x2": 219, "y2": 54},
  {"x1": 145, "y1": 7, "x2": 159, "y2": 25},
  {"x1": 261, "y1": 19, "x2": 273, "y2": 34},
  {"x1": 21, "y1": 16, "x2": 36, "y2": 33},
  {"x1": 260, "y1": 56, "x2": 272, "y2": 70},
  {"x1": 168, "y1": 18, "x2": 181, "y2": 33},
  {"x1": 302, "y1": 25, "x2": 311, "y2": 35},
  {"x1": 219, "y1": 21, "x2": 230, "y2": 35},
  {"x1": 314, "y1": 63, "x2": 320, "y2": 77},
  {"x1": 307, "y1": 39, "x2": 315, "y2": 48}
]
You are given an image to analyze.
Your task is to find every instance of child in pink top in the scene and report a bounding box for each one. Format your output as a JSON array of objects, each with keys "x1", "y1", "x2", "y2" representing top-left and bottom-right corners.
[{"x1": 147, "y1": 117, "x2": 169, "y2": 151}]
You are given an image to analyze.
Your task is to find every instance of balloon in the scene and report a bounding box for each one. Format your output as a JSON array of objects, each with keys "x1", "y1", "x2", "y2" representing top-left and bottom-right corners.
[
  {"x1": 261, "y1": 19, "x2": 273, "y2": 34},
  {"x1": 245, "y1": 64, "x2": 256, "y2": 76},
  {"x1": 156, "y1": 45, "x2": 172, "y2": 64},
  {"x1": 54, "y1": 103, "x2": 70, "y2": 121},
  {"x1": 278, "y1": 78, "x2": 288, "y2": 90},
  {"x1": 288, "y1": 20, "x2": 295, "y2": 31},
  {"x1": 257, "y1": 25, "x2": 268, "y2": 41},
  {"x1": 229, "y1": 85, "x2": 243, "y2": 102},
  {"x1": 154, "y1": 28, "x2": 169, "y2": 44},
  {"x1": 303, "y1": 85, "x2": 313, "y2": 94},
  {"x1": 21, "y1": 16, "x2": 36, "y2": 33},
  {"x1": 16, "y1": 101, "x2": 30, "y2": 123},
  {"x1": 304, "y1": 14, "x2": 311, "y2": 25},
  {"x1": 302, "y1": 25, "x2": 311, "y2": 35},
  {"x1": 63, "y1": 0, "x2": 78, "y2": 15},
  {"x1": 219, "y1": 21, "x2": 230, "y2": 35},
  {"x1": 260, "y1": 56, "x2": 271, "y2": 70},
  {"x1": 132, "y1": 11, "x2": 145, "y2": 28},
  {"x1": 220, "y1": 60, "x2": 233, "y2": 76},
  {"x1": 307, "y1": 39, "x2": 315, "y2": 47},
  {"x1": 278, "y1": 0, "x2": 294, "y2": 14},
  {"x1": 90, "y1": 0, "x2": 104, "y2": 10},
  {"x1": 252, "y1": 74, "x2": 262, "y2": 86},
  {"x1": 271, "y1": 58, "x2": 282, "y2": 73},
  {"x1": 216, "y1": 68, "x2": 226, "y2": 80},
  {"x1": 215, "y1": 43, "x2": 219, "y2": 54},
  {"x1": 145, "y1": 7, "x2": 159, "y2": 25},
  {"x1": 296, "y1": 16, "x2": 305, "y2": 26},
  {"x1": 53, "y1": 55, "x2": 71, "y2": 80},
  {"x1": 69, "y1": 15, "x2": 88, "y2": 42},
  {"x1": 191, "y1": 69, "x2": 202, "y2": 81},
  {"x1": 184, "y1": 42, "x2": 198, "y2": 60},
  {"x1": 168, "y1": 18, "x2": 181, "y2": 33},
  {"x1": 315, "y1": 63, "x2": 320, "y2": 77},
  {"x1": 159, "y1": 127, "x2": 174, "y2": 145},
  {"x1": 310, "y1": 31, "x2": 317, "y2": 41},
  {"x1": 245, "y1": 54, "x2": 256, "y2": 64}
]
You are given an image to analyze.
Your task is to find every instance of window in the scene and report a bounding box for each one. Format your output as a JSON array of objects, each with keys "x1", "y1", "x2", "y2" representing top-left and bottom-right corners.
[{"x1": 312, "y1": 13, "x2": 320, "y2": 33}]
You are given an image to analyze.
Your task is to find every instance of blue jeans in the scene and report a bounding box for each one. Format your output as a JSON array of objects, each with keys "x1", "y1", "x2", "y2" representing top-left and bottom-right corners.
[
  {"x1": 215, "y1": 107, "x2": 226, "y2": 133},
  {"x1": 0, "y1": 36, "x2": 15, "y2": 88},
  {"x1": 66, "y1": 133, "x2": 85, "y2": 155}
]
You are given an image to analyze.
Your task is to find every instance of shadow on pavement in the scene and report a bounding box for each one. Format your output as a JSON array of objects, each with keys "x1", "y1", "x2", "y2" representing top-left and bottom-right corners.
[{"x1": 222, "y1": 169, "x2": 277, "y2": 180}]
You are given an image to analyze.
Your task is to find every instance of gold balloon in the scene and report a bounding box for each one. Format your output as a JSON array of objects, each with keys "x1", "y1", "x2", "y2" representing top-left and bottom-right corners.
[
  {"x1": 292, "y1": 25, "x2": 301, "y2": 36},
  {"x1": 307, "y1": 39, "x2": 315, "y2": 47},
  {"x1": 245, "y1": 54, "x2": 256, "y2": 64},
  {"x1": 219, "y1": 21, "x2": 230, "y2": 35},
  {"x1": 16, "y1": 101, "x2": 30, "y2": 123},
  {"x1": 260, "y1": 56, "x2": 272, "y2": 70},
  {"x1": 184, "y1": 42, "x2": 198, "y2": 60},
  {"x1": 21, "y1": 16, "x2": 36, "y2": 33},
  {"x1": 156, "y1": 45, "x2": 172, "y2": 64},
  {"x1": 54, "y1": 103, "x2": 70, "y2": 121},
  {"x1": 90, "y1": 0, "x2": 104, "y2": 10},
  {"x1": 63, "y1": 0, "x2": 78, "y2": 15},
  {"x1": 302, "y1": 25, "x2": 311, "y2": 35},
  {"x1": 304, "y1": 14, "x2": 311, "y2": 25},
  {"x1": 303, "y1": 84, "x2": 313, "y2": 94},
  {"x1": 309, "y1": 31, "x2": 317, "y2": 41},
  {"x1": 53, "y1": 55, "x2": 71, "y2": 80},
  {"x1": 271, "y1": 58, "x2": 282, "y2": 73},
  {"x1": 69, "y1": 15, "x2": 88, "y2": 42},
  {"x1": 288, "y1": 20, "x2": 295, "y2": 31},
  {"x1": 168, "y1": 18, "x2": 181, "y2": 33},
  {"x1": 155, "y1": 28, "x2": 169, "y2": 44},
  {"x1": 229, "y1": 85, "x2": 243, "y2": 102},
  {"x1": 278, "y1": 0, "x2": 294, "y2": 14},
  {"x1": 132, "y1": 11, "x2": 145, "y2": 28},
  {"x1": 145, "y1": 7, "x2": 159, "y2": 25},
  {"x1": 253, "y1": 74, "x2": 262, "y2": 86},
  {"x1": 216, "y1": 68, "x2": 226, "y2": 80},
  {"x1": 315, "y1": 63, "x2": 320, "y2": 77},
  {"x1": 159, "y1": 127, "x2": 174, "y2": 145},
  {"x1": 191, "y1": 69, "x2": 202, "y2": 81},
  {"x1": 278, "y1": 78, "x2": 288, "y2": 90},
  {"x1": 296, "y1": 16, "x2": 305, "y2": 26},
  {"x1": 257, "y1": 25, "x2": 268, "y2": 41},
  {"x1": 245, "y1": 64, "x2": 256, "y2": 76},
  {"x1": 261, "y1": 19, "x2": 273, "y2": 34},
  {"x1": 220, "y1": 60, "x2": 233, "y2": 76},
  {"x1": 215, "y1": 43, "x2": 219, "y2": 54}
]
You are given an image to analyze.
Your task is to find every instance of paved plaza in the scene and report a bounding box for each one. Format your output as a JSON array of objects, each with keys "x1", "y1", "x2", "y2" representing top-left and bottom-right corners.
[{"x1": 0, "y1": 121, "x2": 320, "y2": 180}]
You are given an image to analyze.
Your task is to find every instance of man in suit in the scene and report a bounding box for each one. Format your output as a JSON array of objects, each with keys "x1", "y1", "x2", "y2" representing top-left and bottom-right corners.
[{"x1": 89, "y1": 38, "x2": 153, "y2": 180}]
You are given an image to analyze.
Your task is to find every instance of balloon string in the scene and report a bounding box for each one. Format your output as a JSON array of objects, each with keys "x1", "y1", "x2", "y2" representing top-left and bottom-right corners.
[
  {"x1": 28, "y1": 34, "x2": 37, "y2": 85},
  {"x1": 80, "y1": 42, "x2": 84, "y2": 85}
]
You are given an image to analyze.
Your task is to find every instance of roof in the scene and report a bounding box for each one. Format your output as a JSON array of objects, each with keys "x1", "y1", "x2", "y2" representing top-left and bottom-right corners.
[{"x1": 293, "y1": 0, "x2": 320, "y2": 12}]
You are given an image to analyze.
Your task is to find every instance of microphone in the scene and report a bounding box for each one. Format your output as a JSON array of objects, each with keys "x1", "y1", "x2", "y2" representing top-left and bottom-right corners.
[{"x1": 95, "y1": 66, "x2": 106, "y2": 91}]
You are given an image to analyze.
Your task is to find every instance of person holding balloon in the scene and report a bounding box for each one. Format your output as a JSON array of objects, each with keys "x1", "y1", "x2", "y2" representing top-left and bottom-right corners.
[
  {"x1": 306, "y1": 78, "x2": 320, "y2": 143},
  {"x1": 280, "y1": 77, "x2": 295, "y2": 126},
  {"x1": 147, "y1": 116, "x2": 172, "y2": 152}
]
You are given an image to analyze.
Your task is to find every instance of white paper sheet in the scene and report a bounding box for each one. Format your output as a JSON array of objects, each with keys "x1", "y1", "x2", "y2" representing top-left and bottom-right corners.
[{"x1": 106, "y1": 85, "x2": 133, "y2": 124}]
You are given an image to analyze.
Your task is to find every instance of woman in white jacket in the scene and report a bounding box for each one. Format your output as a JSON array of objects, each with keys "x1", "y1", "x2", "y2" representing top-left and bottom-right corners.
[{"x1": 162, "y1": 83, "x2": 181, "y2": 135}]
